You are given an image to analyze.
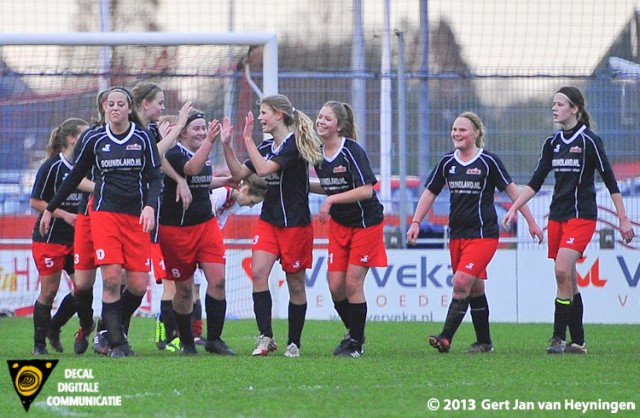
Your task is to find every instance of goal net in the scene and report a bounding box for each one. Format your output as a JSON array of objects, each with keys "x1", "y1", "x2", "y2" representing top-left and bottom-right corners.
[{"x1": 0, "y1": 32, "x2": 277, "y2": 319}]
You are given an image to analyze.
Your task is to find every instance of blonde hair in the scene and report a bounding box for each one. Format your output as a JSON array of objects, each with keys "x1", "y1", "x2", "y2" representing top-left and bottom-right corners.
[
  {"x1": 45, "y1": 118, "x2": 88, "y2": 159},
  {"x1": 158, "y1": 114, "x2": 178, "y2": 126},
  {"x1": 458, "y1": 111, "x2": 486, "y2": 148},
  {"x1": 260, "y1": 95, "x2": 323, "y2": 165}
]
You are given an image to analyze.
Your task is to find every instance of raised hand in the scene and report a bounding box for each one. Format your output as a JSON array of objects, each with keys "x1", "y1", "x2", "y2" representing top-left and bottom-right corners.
[{"x1": 220, "y1": 116, "x2": 233, "y2": 146}]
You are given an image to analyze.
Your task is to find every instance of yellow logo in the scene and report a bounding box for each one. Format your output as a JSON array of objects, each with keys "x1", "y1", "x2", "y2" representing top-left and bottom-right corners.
[{"x1": 7, "y1": 360, "x2": 58, "y2": 412}]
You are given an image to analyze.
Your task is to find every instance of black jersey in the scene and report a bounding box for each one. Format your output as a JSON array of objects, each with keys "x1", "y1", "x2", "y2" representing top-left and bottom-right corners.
[
  {"x1": 160, "y1": 143, "x2": 214, "y2": 226},
  {"x1": 245, "y1": 133, "x2": 310, "y2": 227},
  {"x1": 146, "y1": 122, "x2": 162, "y2": 242},
  {"x1": 425, "y1": 149, "x2": 512, "y2": 239},
  {"x1": 314, "y1": 137, "x2": 383, "y2": 228},
  {"x1": 75, "y1": 125, "x2": 102, "y2": 216},
  {"x1": 31, "y1": 153, "x2": 81, "y2": 244},
  {"x1": 527, "y1": 123, "x2": 620, "y2": 222},
  {"x1": 46, "y1": 123, "x2": 162, "y2": 216}
]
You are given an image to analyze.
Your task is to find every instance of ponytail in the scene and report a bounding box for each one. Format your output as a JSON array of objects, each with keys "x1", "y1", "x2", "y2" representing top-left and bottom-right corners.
[
  {"x1": 260, "y1": 95, "x2": 323, "y2": 165},
  {"x1": 44, "y1": 118, "x2": 88, "y2": 159}
]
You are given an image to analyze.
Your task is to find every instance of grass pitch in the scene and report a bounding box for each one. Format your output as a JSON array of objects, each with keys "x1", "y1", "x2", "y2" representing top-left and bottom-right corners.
[{"x1": 1, "y1": 317, "x2": 639, "y2": 417}]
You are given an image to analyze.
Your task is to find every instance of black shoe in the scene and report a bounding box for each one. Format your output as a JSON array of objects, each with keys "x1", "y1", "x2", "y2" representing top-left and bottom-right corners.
[
  {"x1": 74, "y1": 321, "x2": 96, "y2": 355},
  {"x1": 47, "y1": 329, "x2": 64, "y2": 353},
  {"x1": 110, "y1": 343, "x2": 138, "y2": 358},
  {"x1": 546, "y1": 337, "x2": 566, "y2": 354},
  {"x1": 33, "y1": 345, "x2": 49, "y2": 356},
  {"x1": 205, "y1": 338, "x2": 236, "y2": 355},
  {"x1": 93, "y1": 330, "x2": 110, "y2": 355},
  {"x1": 333, "y1": 332, "x2": 351, "y2": 356},
  {"x1": 428, "y1": 334, "x2": 451, "y2": 353},
  {"x1": 181, "y1": 344, "x2": 199, "y2": 355},
  {"x1": 336, "y1": 339, "x2": 363, "y2": 358}
]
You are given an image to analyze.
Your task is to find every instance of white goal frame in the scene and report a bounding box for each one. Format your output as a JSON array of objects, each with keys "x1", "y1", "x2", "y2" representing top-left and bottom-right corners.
[{"x1": 0, "y1": 31, "x2": 278, "y2": 96}]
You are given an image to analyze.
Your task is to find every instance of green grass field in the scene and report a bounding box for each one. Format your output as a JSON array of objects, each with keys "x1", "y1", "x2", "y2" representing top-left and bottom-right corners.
[{"x1": 1, "y1": 317, "x2": 639, "y2": 417}]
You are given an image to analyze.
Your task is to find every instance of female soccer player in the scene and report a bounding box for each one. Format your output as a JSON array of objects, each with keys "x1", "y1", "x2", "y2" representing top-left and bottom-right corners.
[
  {"x1": 311, "y1": 101, "x2": 386, "y2": 358},
  {"x1": 220, "y1": 95, "x2": 323, "y2": 357},
  {"x1": 502, "y1": 87, "x2": 635, "y2": 354},
  {"x1": 30, "y1": 118, "x2": 89, "y2": 356},
  {"x1": 40, "y1": 86, "x2": 163, "y2": 358},
  {"x1": 158, "y1": 110, "x2": 234, "y2": 355},
  {"x1": 407, "y1": 111, "x2": 543, "y2": 354}
]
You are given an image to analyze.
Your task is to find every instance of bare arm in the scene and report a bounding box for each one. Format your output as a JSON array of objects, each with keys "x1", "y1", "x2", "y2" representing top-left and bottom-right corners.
[
  {"x1": 183, "y1": 120, "x2": 221, "y2": 176},
  {"x1": 77, "y1": 178, "x2": 95, "y2": 193},
  {"x1": 504, "y1": 183, "x2": 543, "y2": 243},
  {"x1": 309, "y1": 177, "x2": 325, "y2": 195},
  {"x1": 318, "y1": 184, "x2": 373, "y2": 224},
  {"x1": 502, "y1": 185, "x2": 536, "y2": 230},
  {"x1": 406, "y1": 188, "x2": 438, "y2": 246},
  {"x1": 155, "y1": 101, "x2": 193, "y2": 156},
  {"x1": 242, "y1": 112, "x2": 281, "y2": 177},
  {"x1": 220, "y1": 116, "x2": 254, "y2": 182},
  {"x1": 30, "y1": 198, "x2": 76, "y2": 227},
  {"x1": 611, "y1": 192, "x2": 635, "y2": 244}
]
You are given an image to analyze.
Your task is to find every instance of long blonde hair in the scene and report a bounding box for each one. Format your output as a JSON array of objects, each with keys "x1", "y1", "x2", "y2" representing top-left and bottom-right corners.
[{"x1": 260, "y1": 95, "x2": 323, "y2": 165}]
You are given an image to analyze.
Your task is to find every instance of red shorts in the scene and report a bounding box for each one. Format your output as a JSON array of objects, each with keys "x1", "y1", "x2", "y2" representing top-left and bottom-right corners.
[
  {"x1": 150, "y1": 242, "x2": 166, "y2": 283},
  {"x1": 253, "y1": 219, "x2": 313, "y2": 273},
  {"x1": 74, "y1": 213, "x2": 96, "y2": 270},
  {"x1": 449, "y1": 238, "x2": 499, "y2": 279},
  {"x1": 32, "y1": 242, "x2": 74, "y2": 276},
  {"x1": 328, "y1": 219, "x2": 387, "y2": 272},
  {"x1": 90, "y1": 210, "x2": 151, "y2": 272},
  {"x1": 547, "y1": 218, "x2": 596, "y2": 259},
  {"x1": 159, "y1": 218, "x2": 226, "y2": 281}
]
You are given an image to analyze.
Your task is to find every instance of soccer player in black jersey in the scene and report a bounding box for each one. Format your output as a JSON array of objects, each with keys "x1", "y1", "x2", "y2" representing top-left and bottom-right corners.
[
  {"x1": 40, "y1": 87, "x2": 163, "y2": 358},
  {"x1": 503, "y1": 87, "x2": 635, "y2": 354},
  {"x1": 158, "y1": 110, "x2": 235, "y2": 355},
  {"x1": 311, "y1": 101, "x2": 387, "y2": 358},
  {"x1": 30, "y1": 118, "x2": 89, "y2": 356},
  {"x1": 131, "y1": 82, "x2": 193, "y2": 348},
  {"x1": 220, "y1": 95, "x2": 323, "y2": 357},
  {"x1": 408, "y1": 112, "x2": 543, "y2": 354}
]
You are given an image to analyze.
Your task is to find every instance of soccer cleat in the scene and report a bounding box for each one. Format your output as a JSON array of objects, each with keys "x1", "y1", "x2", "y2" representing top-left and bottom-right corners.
[
  {"x1": 165, "y1": 337, "x2": 181, "y2": 353},
  {"x1": 252, "y1": 335, "x2": 278, "y2": 356},
  {"x1": 465, "y1": 342, "x2": 494, "y2": 354},
  {"x1": 194, "y1": 336, "x2": 206, "y2": 346},
  {"x1": 428, "y1": 334, "x2": 451, "y2": 353},
  {"x1": 336, "y1": 339, "x2": 363, "y2": 358},
  {"x1": 204, "y1": 338, "x2": 236, "y2": 356},
  {"x1": 47, "y1": 329, "x2": 64, "y2": 353},
  {"x1": 284, "y1": 343, "x2": 300, "y2": 358},
  {"x1": 109, "y1": 343, "x2": 138, "y2": 358},
  {"x1": 32, "y1": 345, "x2": 49, "y2": 356},
  {"x1": 74, "y1": 321, "x2": 96, "y2": 355},
  {"x1": 333, "y1": 332, "x2": 351, "y2": 356},
  {"x1": 547, "y1": 337, "x2": 566, "y2": 354},
  {"x1": 92, "y1": 330, "x2": 110, "y2": 355},
  {"x1": 565, "y1": 342, "x2": 587, "y2": 354},
  {"x1": 181, "y1": 344, "x2": 199, "y2": 356},
  {"x1": 154, "y1": 314, "x2": 167, "y2": 350}
]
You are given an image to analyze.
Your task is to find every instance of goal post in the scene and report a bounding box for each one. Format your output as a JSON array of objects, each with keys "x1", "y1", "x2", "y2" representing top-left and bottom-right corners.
[{"x1": 0, "y1": 31, "x2": 278, "y2": 96}]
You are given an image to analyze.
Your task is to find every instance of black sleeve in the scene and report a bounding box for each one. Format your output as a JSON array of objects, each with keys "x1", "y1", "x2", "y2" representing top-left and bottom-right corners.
[
  {"x1": 46, "y1": 145, "x2": 94, "y2": 212},
  {"x1": 527, "y1": 137, "x2": 554, "y2": 192},
  {"x1": 144, "y1": 140, "x2": 163, "y2": 211}
]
